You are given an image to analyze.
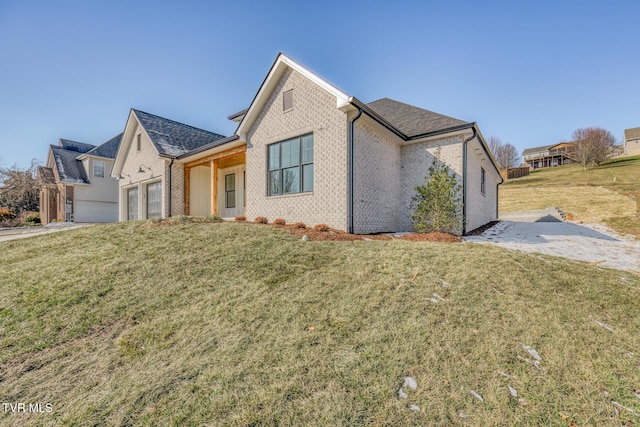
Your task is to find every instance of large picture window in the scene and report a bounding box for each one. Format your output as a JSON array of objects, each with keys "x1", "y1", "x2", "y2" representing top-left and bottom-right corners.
[{"x1": 267, "y1": 134, "x2": 313, "y2": 196}]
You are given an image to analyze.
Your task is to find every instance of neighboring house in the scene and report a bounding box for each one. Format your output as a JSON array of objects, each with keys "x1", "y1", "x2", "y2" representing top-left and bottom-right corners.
[
  {"x1": 175, "y1": 53, "x2": 501, "y2": 234},
  {"x1": 110, "y1": 109, "x2": 227, "y2": 221},
  {"x1": 624, "y1": 127, "x2": 640, "y2": 156},
  {"x1": 522, "y1": 142, "x2": 576, "y2": 169},
  {"x1": 38, "y1": 135, "x2": 122, "y2": 224}
]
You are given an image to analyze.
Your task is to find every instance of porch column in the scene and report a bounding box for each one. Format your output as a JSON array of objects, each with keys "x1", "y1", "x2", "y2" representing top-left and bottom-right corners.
[
  {"x1": 184, "y1": 166, "x2": 191, "y2": 215},
  {"x1": 211, "y1": 159, "x2": 218, "y2": 216}
]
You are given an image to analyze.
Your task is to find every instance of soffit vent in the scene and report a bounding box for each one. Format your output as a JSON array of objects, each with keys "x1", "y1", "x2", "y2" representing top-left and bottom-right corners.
[{"x1": 283, "y1": 90, "x2": 293, "y2": 111}]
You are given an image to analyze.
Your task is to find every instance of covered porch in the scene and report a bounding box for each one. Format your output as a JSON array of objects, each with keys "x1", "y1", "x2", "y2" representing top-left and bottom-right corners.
[{"x1": 183, "y1": 146, "x2": 246, "y2": 219}]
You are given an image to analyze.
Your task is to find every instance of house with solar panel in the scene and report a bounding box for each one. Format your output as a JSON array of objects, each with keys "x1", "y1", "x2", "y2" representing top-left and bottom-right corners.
[
  {"x1": 110, "y1": 53, "x2": 501, "y2": 234},
  {"x1": 38, "y1": 134, "x2": 122, "y2": 224}
]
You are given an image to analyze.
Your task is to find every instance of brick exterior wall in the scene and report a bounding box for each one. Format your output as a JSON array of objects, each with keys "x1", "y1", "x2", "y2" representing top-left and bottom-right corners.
[
  {"x1": 352, "y1": 115, "x2": 402, "y2": 234},
  {"x1": 118, "y1": 123, "x2": 170, "y2": 220},
  {"x1": 245, "y1": 68, "x2": 349, "y2": 230},
  {"x1": 465, "y1": 138, "x2": 500, "y2": 233},
  {"x1": 399, "y1": 135, "x2": 464, "y2": 232}
]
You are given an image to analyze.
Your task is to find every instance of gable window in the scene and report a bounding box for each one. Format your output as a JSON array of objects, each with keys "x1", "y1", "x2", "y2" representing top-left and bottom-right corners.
[
  {"x1": 136, "y1": 134, "x2": 141, "y2": 152},
  {"x1": 283, "y1": 89, "x2": 293, "y2": 111},
  {"x1": 93, "y1": 160, "x2": 105, "y2": 178},
  {"x1": 268, "y1": 134, "x2": 313, "y2": 196},
  {"x1": 481, "y1": 167, "x2": 486, "y2": 195}
]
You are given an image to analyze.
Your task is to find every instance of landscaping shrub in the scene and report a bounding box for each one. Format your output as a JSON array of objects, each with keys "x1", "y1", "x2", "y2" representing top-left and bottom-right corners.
[
  {"x1": 314, "y1": 224, "x2": 330, "y2": 232},
  {"x1": 255, "y1": 216, "x2": 268, "y2": 224},
  {"x1": 0, "y1": 207, "x2": 16, "y2": 220},
  {"x1": 293, "y1": 222, "x2": 306, "y2": 229},
  {"x1": 203, "y1": 215, "x2": 222, "y2": 223},
  {"x1": 235, "y1": 216, "x2": 246, "y2": 222},
  {"x1": 273, "y1": 218, "x2": 286, "y2": 226},
  {"x1": 23, "y1": 213, "x2": 41, "y2": 226},
  {"x1": 411, "y1": 148, "x2": 462, "y2": 233}
]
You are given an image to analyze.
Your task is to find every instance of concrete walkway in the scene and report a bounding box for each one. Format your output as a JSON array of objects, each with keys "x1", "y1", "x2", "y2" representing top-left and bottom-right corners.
[
  {"x1": 465, "y1": 212, "x2": 640, "y2": 273},
  {"x1": 0, "y1": 223, "x2": 92, "y2": 243}
]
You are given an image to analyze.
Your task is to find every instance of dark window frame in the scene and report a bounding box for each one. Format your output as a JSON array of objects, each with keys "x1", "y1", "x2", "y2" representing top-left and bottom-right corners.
[{"x1": 267, "y1": 134, "x2": 313, "y2": 196}]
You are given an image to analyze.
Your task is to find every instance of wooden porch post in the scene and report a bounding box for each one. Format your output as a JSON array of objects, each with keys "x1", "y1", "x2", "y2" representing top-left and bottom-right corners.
[
  {"x1": 211, "y1": 159, "x2": 218, "y2": 216},
  {"x1": 184, "y1": 166, "x2": 190, "y2": 215}
]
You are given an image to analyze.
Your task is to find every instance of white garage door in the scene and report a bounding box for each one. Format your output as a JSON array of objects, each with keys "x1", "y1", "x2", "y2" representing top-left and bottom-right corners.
[{"x1": 74, "y1": 201, "x2": 119, "y2": 223}]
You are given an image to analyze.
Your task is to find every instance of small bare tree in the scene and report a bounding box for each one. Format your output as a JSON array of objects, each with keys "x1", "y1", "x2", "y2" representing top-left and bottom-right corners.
[
  {"x1": 571, "y1": 127, "x2": 616, "y2": 170},
  {"x1": 488, "y1": 136, "x2": 520, "y2": 169},
  {"x1": 0, "y1": 159, "x2": 40, "y2": 213}
]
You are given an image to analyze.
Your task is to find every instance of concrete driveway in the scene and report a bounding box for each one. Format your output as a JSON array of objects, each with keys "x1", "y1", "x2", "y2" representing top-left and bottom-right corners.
[
  {"x1": 464, "y1": 210, "x2": 640, "y2": 273},
  {"x1": 0, "y1": 223, "x2": 91, "y2": 243}
]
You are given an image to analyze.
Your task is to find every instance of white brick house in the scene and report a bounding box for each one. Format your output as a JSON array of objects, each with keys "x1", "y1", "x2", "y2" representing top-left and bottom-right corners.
[
  {"x1": 113, "y1": 53, "x2": 502, "y2": 234},
  {"x1": 224, "y1": 53, "x2": 502, "y2": 234}
]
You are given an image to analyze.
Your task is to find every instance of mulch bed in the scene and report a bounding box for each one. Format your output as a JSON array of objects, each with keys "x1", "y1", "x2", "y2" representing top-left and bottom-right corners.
[{"x1": 248, "y1": 222, "x2": 461, "y2": 243}]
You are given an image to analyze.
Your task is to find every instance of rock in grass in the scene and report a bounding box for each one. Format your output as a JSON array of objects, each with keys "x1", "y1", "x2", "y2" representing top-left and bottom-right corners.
[
  {"x1": 520, "y1": 343, "x2": 542, "y2": 361},
  {"x1": 403, "y1": 377, "x2": 418, "y2": 390},
  {"x1": 409, "y1": 404, "x2": 420, "y2": 412},
  {"x1": 469, "y1": 390, "x2": 484, "y2": 401},
  {"x1": 301, "y1": 234, "x2": 308, "y2": 241},
  {"x1": 398, "y1": 388, "x2": 408, "y2": 399},
  {"x1": 508, "y1": 385, "x2": 518, "y2": 397}
]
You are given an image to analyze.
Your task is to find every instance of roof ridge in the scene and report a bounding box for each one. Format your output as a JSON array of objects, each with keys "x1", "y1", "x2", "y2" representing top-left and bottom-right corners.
[{"x1": 133, "y1": 109, "x2": 226, "y2": 138}]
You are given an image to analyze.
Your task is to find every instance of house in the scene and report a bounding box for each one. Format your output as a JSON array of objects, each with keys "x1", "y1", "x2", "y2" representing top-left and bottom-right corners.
[
  {"x1": 174, "y1": 53, "x2": 501, "y2": 234},
  {"x1": 522, "y1": 142, "x2": 576, "y2": 169},
  {"x1": 624, "y1": 127, "x2": 640, "y2": 156},
  {"x1": 110, "y1": 109, "x2": 227, "y2": 220},
  {"x1": 38, "y1": 134, "x2": 122, "y2": 223}
]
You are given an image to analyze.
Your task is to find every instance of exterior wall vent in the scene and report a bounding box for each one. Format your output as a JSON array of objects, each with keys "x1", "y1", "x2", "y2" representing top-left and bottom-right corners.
[{"x1": 283, "y1": 90, "x2": 293, "y2": 111}]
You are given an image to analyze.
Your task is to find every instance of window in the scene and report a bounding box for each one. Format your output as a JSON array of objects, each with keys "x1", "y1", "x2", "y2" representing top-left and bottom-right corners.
[
  {"x1": 283, "y1": 89, "x2": 293, "y2": 111},
  {"x1": 147, "y1": 182, "x2": 162, "y2": 218},
  {"x1": 93, "y1": 160, "x2": 105, "y2": 177},
  {"x1": 481, "y1": 167, "x2": 486, "y2": 195},
  {"x1": 267, "y1": 134, "x2": 313, "y2": 196},
  {"x1": 225, "y1": 173, "x2": 236, "y2": 208},
  {"x1": 136, "y1": 134, "x2": 141, "y2": 152},
  {"x1": 127, "y1": 187, "x2": 138, "y2": 220}
]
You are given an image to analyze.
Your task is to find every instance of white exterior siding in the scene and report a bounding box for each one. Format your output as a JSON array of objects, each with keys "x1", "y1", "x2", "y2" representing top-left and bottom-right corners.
[
  {"x1": 117, "y1": 124, "x2": 169, "y2": 221},
  {"x1": 245, "y1": 68, "x2": 349, "y2": 229},
  {"x1": 70, "y1": 157, "x2": 119, "y2": 222},
  {"x1": 189, "y1": 165, "x2": 211, "y2": 216}
]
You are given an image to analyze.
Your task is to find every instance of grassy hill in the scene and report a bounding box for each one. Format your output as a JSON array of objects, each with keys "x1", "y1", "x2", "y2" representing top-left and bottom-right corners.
[
  {"x1": 500, "y1": 155, "x2": 640, "y2": 237},
  {"x1": 1, "y1": 220, "x2": 640, "y2": 425}
]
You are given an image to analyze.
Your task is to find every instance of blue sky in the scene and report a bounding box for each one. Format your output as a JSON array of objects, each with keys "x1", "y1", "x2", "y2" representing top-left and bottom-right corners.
[{"x1": 1, "y1": 0, "x2": 638, "y2": 168}]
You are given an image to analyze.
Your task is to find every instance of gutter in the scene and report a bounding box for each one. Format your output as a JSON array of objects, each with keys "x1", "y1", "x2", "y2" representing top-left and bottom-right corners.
[
  {"x1": 462, "y1": 126, "x2": 478, "y2": 235},
  {"x1": 167, "y1": 158, "x2": 175, "y2": 217},
  {"x1": 348, "y1": 108, "x2": 363, "y2": 234}
]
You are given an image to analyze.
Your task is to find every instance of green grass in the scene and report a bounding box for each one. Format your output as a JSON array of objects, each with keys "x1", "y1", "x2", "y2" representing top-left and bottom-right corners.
[
  {"x1": 500, "y1": 155, "x2": 640, "y2": 236},
  {"x1": 1, "y1": 221, "x2": 640, "y2": 425}
]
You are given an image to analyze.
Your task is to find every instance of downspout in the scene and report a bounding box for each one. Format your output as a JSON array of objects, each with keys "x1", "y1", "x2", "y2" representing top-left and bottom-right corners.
[
  {"x1": 462, "y1": 126, "x2": 477, "y2": 235},
  {"x1": 167, "y1": 158, "x2": 175, "y2": 217},
  {"x1": 348, "y1": 108, "x2": 363, "y2": 234}
]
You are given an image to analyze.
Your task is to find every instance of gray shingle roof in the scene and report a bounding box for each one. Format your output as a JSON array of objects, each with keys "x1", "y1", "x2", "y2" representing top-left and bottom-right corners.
[
  {"x1": 624, "y1": 127, "x2": 640, "y2": 141},
  {"x1": 59, "y1": 139, "x2": 95, "y2": 153},
  {"x1": 50, "y1": 145, "x2": 90, "y2": 184},
  {"x1": 85, "y1": 133, "x2": 122, "y2": 159},
  {"x1": 366, "y1": 98, "x2": 468, "y2": 138},
  {"x1": 179, "y1": 135, "x2": 240, "y2": 159},
  {"x1": 133, "y1": 109, "x2": 227, "y2": 157}
]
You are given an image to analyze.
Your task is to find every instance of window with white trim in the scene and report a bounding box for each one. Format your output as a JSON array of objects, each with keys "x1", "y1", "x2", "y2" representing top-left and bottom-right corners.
[
  {"x1": 481, "y1": 167, "x2": 486, "y2": 195},
  {"x1": 268, "y1": 134, "x2": 313, "y2": 196},
  {"x1": 93, "y1": 160, "x2": 105, "y2": 177}
]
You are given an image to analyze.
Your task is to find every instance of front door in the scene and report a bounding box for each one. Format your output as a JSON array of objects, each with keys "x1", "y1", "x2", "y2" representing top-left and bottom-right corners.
[{"x1": 218, "y1": 166, "x2": 245, "y2": 218}]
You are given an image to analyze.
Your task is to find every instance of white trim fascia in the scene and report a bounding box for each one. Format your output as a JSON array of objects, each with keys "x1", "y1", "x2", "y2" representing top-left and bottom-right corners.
[{"x1": 236, "y1": 53, "x2": 351, "y2": 139}]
